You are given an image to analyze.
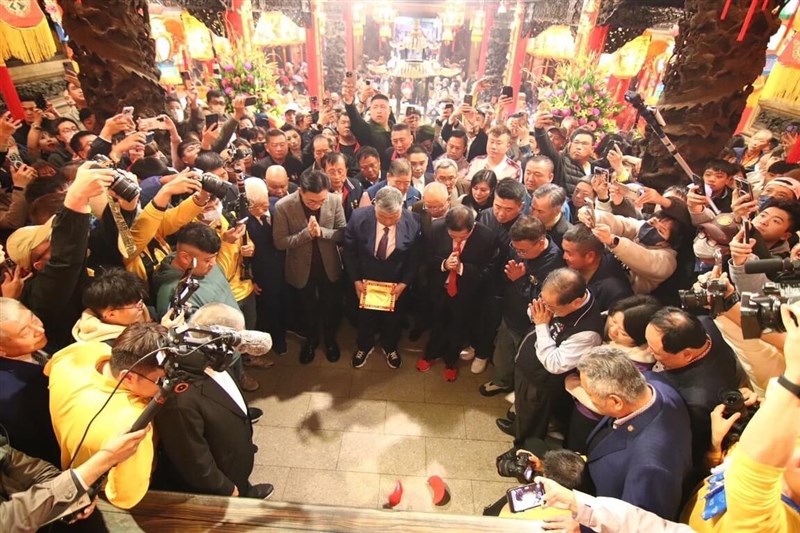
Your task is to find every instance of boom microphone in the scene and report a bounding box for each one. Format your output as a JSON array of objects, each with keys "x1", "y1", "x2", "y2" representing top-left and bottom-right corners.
[
  {"x1": 743, "y1": 258, "x2": 800, "y2": 276},
  {"x1": 187, "y1": 325, "x2": 273, "y2": 356}
]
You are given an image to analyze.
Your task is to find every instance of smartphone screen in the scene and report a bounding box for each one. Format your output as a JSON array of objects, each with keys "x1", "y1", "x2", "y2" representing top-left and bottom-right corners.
[
  {"x1": 63, "y1": 61, "x2": 77, "y2": 75},
  {"x1": 742, "y1": 218, "x2": 753, "y2": 241},
  {"x1": 593, "y1": 167, "x2": 610, "y2": 183},
  {"x1": 692, "y1": 174, "x2": 706, "y2": 196},
  {"x1": 122, "y1": 106, "x2": 135, "y2": 117},
  {"x1": 145, "y1": 131, "x2": 155, "y2": 144},
  {"x1": 244, "y1": 96, "x2": 258, "y2": 107},
  {"x1": 507, "y1": 482, "x2": 545, "y2": 513},
  {"x1": 463, "y1": 94, "x2": 473, "y2": 106},
  {"x1": 501, "y1": 86, "x2": 514, "y2": 99},
  {"x1": 205, "y1": 113, "x2": 219, "y2": 128},
  {"x1": 735, "y1": 177, "x2": 752, "y2": 198}
]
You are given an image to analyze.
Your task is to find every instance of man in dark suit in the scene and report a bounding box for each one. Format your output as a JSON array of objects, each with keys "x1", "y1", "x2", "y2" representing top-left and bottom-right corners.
[
  {"x1": 323, "y1": 152, "x2": 362, "y2": 222},
  {"x1": 251, "y1": 129, "x2": 305, "y2": 182},
  {"x1": 581, "y1": 347, "x2": 692, "y2": 520},
  {"x1": 343, "y1": 187, "x2": 421, "y2": 369},
  {"x1": 273, "y1": 170, "x2": 346, "y2": 364},
  {"x1": 154, "y1": 304, "x2": 273, "y2": 499},
  {"x1": 407, "y1": 144, "x2": 434, "y2": 193},
  {"x1": 382, "y1": 123, "x2": 414, "y2": 172},
  {"x1": 353, "y1": 146, "x2": 383, "y2": 190},
  {"x1": 416, "y1": 205, "x2": 498, "y2": 382},
  {"x1": 530, "y1": 184, "x2": 573, "y2": 249}
]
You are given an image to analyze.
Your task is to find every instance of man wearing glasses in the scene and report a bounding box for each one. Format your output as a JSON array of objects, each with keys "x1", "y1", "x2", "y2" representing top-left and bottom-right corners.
[{"x1": 273, "y1": 170, "x2": 346, "y2": 364}]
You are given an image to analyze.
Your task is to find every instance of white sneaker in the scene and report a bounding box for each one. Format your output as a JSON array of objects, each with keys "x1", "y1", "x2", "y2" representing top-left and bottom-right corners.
[
  {"x1": 460, "y1": 347, "x2": 475, "y2": 361},
  {"x1": 471, "y1": 357, "x2": 488, "y2": 374}
]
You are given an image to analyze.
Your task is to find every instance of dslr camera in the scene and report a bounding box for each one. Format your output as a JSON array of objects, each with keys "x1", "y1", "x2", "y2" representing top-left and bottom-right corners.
[
  {"x1": 496, "y1": 450, "x2": 537, "y2": 484},
  {"x1": 740, "y1": 282, "x2": 800, "y2": 339},
  {"x1": 679, "y1": 279, "x2": 727, "y2": 317},
  {"x1": 91, "y1": 155, "x2": 141, "y2": 202},
  {"x1": 719, "y1": 389, "x2": 759, "y2": 450},
  {"x1": 189, "y1": 168, "x2": 230, "y2": 199}
]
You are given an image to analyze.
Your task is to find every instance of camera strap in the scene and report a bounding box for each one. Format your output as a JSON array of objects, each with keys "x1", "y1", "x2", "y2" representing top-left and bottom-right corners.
[{"x1": 108, "y1": 196, "x2": 137, "y2": 259}]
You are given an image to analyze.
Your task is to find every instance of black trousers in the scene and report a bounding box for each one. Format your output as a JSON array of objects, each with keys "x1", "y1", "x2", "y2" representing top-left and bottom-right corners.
[
  {"x1": 427, "y1": 293, "x2": 471, "y2": 368},
  {"x1": 299, "y1": 274, "x2": 341, "y2": 345},
  {"x1": 256, "y1": 285, "x2": 288, "y2": 350},
  {"x1": 472, "y1": 294, "x2": 503, "y2": 360},
  {"x1": 356, "y1": 293, "x2": 406, "y2": 352},
  {"x1": 237, "y1": 293, "x2": 257, "y2": 330},
  {"x1": 513, "y1": 368, "x2": 571, "y2": 447}
]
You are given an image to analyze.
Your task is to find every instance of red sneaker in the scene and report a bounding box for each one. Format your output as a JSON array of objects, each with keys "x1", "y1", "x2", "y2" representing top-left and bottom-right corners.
[
  {"x1": 443, "y1": 368, "x2": 458, "y2": 382},
  {"x1": 416, "y1": 358, "x2": 433, "y2": 373}
]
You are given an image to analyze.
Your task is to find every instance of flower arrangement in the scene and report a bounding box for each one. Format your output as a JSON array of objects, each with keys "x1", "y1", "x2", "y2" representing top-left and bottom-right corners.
[
  {"x1": 218, "y1": 46, "x2": 281, "y2": 116},
  {"x1": 537, "y1": 55, "x2": 624, "y2": 135}
]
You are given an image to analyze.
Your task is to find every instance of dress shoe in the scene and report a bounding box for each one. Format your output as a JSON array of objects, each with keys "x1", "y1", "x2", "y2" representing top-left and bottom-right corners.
[
  {"x1": 248, "y1": 483, "x2": 274, "y2": 499},
  {"x1": 240, "y1": 373, "x2": 260, "y2": 392},
  {"x1": 506, "y1": 406, "x2": 516, "y2": 422},
  {"x1": 272, "y1": 339, "x2": 288, "y2": 356},
  {"x1": 443, "y1": 367, "x2": 459, "y2": 382},
  {"x1": 248, "y1": 407, "x2": 263, "y2": 424},
  {"x1": 470, "y1": 357, "x2": 487, "y2": 374},
  {"x1": 496, "y1": 417, "x2": 515, "y2": 436},
  {"x1": 299, "y1": 341, "x2": 316, "y2": 364},
  {"x1": 415, "y1": 358, "x2": 433, "y2": 373},
  {"x1": 325, "y1": 341, "x2": 341, "y2": 362},
  {"x1": 479, "y1": 381, "x2": 512, "y2": 397},
  {"x1": 384, "y1": 349, "x2": 402, "y2": 369}
]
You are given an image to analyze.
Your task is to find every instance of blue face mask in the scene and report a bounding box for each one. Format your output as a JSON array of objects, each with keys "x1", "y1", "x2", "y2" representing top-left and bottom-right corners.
[
  {"x1": 758, "y1": 195, "x2": 772, "y2": 210},
  {"x1": 637, "y1": 223, "x2": 666, "y2": 247}
]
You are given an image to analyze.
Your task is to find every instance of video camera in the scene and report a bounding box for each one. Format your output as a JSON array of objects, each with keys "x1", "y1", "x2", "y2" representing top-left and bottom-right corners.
[{"x1": 740, "y1": 258, "x2": 800, "y2": 339}]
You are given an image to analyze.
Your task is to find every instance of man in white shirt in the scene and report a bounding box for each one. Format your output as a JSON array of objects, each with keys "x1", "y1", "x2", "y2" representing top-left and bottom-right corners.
[{"x1": 466, "y1": 125, "x2": 522, "y2": 182}]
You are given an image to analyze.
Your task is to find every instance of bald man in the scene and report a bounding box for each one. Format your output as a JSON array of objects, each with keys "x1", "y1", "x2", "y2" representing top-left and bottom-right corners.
[{"x1": 264, "y1": 165, "x2": 297, "y2": 199}]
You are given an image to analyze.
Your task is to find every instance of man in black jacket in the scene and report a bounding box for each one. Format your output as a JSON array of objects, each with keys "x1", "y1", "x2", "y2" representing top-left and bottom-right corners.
[
  {"x1": 533, "y1": 112, "x2": 595, "y2": 195},
  {"x1": 343, "y1": 187, "x2": 421, "y2": 369},
  {"x1": 417, "y1": 205, "x2": 498, "y2": 382},
  {"x1": 251, "y1": 129, "x2": 305, "y2": 182},
  {"x1": 342, "y1": 78, "x2": 393, "y2": 167},
  {"x1": 6, "y1": 162, "x2": 116, "y2": 352},
  {"x1": 154, "y1": 303, "x2": 273, "y2": 499}
]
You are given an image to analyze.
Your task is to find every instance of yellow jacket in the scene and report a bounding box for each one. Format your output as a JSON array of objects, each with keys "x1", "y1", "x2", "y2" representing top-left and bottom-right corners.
[
  {"x1": 122, "y1": 197, "x2": 204, "y2": 281},
  {"x1": 44, "y1": 342, "x2": 155, "y2": 509},
  {"x1": 206, "y1": 215, "x2": 254, "y2": 302}
]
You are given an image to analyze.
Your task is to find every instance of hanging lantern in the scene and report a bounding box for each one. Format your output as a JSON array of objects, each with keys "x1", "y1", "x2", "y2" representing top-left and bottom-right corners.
[
  {"x1": 374, "y1": 3, "x2": 397, "y2": 40},
  {"x1": 442, "y1": 27, "x2": 454, "y2": 43},
  {"x1": 471, "y1": 11, "x2": 485, "y2": 43},
  {"x1": 526, "y1": 25, "x2": 575, "y2": 60},
  {"x1": 610, "y1": 35, "x2": 651, "y2": 79}
]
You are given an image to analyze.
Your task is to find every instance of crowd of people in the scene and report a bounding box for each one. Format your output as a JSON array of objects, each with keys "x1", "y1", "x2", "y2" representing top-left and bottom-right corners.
[{"x1": 1, "y1": 62, "x2": 800, "y2": 533}]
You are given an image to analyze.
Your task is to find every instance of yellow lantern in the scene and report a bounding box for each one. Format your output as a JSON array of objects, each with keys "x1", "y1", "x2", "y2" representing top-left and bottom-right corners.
[
  {"x1": 471, "y1": 11, "x2": 485, "y2": 43},
  {"x1": 526, "y1": 25, "x2": 576, "y2": 60},
  {"x1": 610, "y1": 35, "x2": 651, "y2": 79}
]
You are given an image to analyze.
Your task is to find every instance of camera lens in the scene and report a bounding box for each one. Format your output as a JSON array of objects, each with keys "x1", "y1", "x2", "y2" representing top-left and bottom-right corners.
[
  {"x1": 719, "y1": 390, "x2": 744, "y2": 418},
  {"x1": 109, "y1": 172, "x2": 141, "y2": 202},
  {"x1": 198, "y1": 173, "x2": 230, "y2": 199}
]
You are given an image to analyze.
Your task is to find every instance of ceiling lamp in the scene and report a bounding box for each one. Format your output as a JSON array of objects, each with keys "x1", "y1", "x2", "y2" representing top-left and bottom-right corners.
[
  {"x1": 253, "y1": 11, "x2": 306, "y2": 47},
  {"x1": 527, "y1": 25, "x2": 576, "y2": 60}
]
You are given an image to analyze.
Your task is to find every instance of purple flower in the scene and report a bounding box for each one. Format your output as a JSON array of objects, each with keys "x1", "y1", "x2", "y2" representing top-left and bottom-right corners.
[
  {"x1": 224, "y1": 86, "x2": 233, "y2": 95},
  {"x1": 592, "y1": 108, "x2": 601, "y2": 116},
  {"x1": 221, "y1": 78, "x2": 229, "y2": 87},
  {"x1": 552, "y1": 108, "x2": 563, "y2": 117},
  {"x1": 246, "y1": 74, "x2": 254, "y2": 84},
  {"x1": 244, "y1": 61, "x2": 253, "y2": 71},
  {"x1": 582, "y1": 83, "x2": 591, "y2": 91},
  {"x1": 555, "y1": 89, "x2": 564, "y2": 97},
  {"x1": 223, "y1": 64, "x2": 234, "y2": 72}
]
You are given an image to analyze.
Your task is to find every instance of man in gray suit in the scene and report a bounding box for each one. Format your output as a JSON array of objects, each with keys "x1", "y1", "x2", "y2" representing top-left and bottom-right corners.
[{"x1": 273, "y1": 170, "x2": 346, "y2": 363}]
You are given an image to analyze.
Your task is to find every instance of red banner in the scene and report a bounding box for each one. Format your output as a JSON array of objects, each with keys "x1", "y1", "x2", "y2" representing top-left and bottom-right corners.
[
  {"x1": 779, "y1": 34, "x2": 800, "y2": 69},
  {"x1": 0, "y1": 0, "x2": 46, "y2": 28}
]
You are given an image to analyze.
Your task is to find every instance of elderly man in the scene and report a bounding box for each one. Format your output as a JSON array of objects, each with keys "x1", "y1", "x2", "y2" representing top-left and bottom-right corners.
[
  {"x1": 343, "y1": 187, "x2": 421, "y2": 369},
  {"x1": 511, "y1": 268, "x2": 603, "y2": 444},
  {"x1": 735, "y1": 128, "x2": 774, "y2": 170},
  {"x1": 354, "y1": 147, "x2": 383, "y2": 189},
  {"x1": 412, "y1": 182, "x2": 450, "y2": 238},
  {"x1": 0, "y1": 298, "x2": 60, "y2": 465},
  {"x1": 645, "y1": 308, "x2": 743, "y2": 480},
  {"x1": 323, "y1": 151, "x2": 362, "y2": 222},
  {"x1": 273, "y1": 170, "x2": 346, "y2": 364},
  {"x1": 45, "y1": 323, "x2": 167, "y2": 509},
  {"x1": 580, "y1": 347, "x2": 692, "y2": 520},
  {"x1": 265, "y1": 164, "x2": 297, "y2": 198},
  {"x1": 361, "y1": 159, "x2": 422, "y2": 210},
  {"x1": 432, "y1": 158, "x2": 460, "y2": 204},
  {"x1": 530, "y1": 184, "x2": 573, "y2": 249},
  {"x1": 251, "y1": 129, "x2": 305, "y2": 182}
]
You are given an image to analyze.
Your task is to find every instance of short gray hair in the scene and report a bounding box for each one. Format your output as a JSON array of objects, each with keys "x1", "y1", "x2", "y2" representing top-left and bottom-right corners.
[
  {"x1": 577, "y1": 347, "x2": 647, "y2": 404},
  {"x1": 375, "y1": 186, "x2": 403, "y2": 214},
  {"x1": 532, "y1": 183, "x2": 567, "y2": 208},
  {"x1": 191, "y1": 303, "x2": 245, "y2": 330},
  {"x1": 434, "y1": 158, "x2": 458, "y2": 174}
]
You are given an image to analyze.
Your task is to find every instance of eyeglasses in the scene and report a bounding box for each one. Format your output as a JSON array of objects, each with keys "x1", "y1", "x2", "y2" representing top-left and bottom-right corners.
[
  {"x1": 130, "y1": 370, "x2": 160, "y2": 386},
  {"x1": 115, "y1": 299, "x2": 144, "y2": 311}
]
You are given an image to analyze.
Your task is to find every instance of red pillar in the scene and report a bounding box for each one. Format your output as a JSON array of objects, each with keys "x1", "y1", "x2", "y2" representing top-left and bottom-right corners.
[
  {"x1": 508, "y1": 34, "x2": 528, "y2": 95},
  {"x1": 587, "y1": 26, "x2": 608, "y2": 55},
  {"x1": 344, "y1": 4, "x2": 354, "y2": 72},
  {"x1": 477, "y1": 4, "x2": 496, "y2": 78},
  {"x1": 225, "y1": 0, "x2": 244, "y2": 42},
  {"x1": 305, "y1": 3, "x2": 322, "y2": 98},
  {"x1": 0, "y1": 63, "x2": 24, "y2": 121}
]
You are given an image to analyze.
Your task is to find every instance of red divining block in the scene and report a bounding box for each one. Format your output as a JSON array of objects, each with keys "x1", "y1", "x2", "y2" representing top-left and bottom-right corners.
[
  {"x1": 386, "y1": 480, "x2": 403, "y2": 508},
  {"x1": 428, "y1": 475, "x2": 451, "y2": 506}
]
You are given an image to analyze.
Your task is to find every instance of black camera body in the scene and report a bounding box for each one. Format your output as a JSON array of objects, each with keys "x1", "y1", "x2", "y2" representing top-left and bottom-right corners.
[
  {"x1": 719, "y1": 389, "x2": 759, "y2": 450},
  {"x1": 496, "y1": 450, "x2": 536, "y2": 484},
  {"x1": 679, "y1": 279, "x2": 727, "y2": 317},
  {"x1": 91, "y1": 155, "x2": 141, "y2": 202},
  {"x1": 741, "y1": 282, "x2": 800, "y2": 339}
]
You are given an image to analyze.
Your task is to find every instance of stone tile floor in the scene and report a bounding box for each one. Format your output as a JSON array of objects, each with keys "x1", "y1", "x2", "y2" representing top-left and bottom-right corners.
[{"x1": 244, "y1": 322, "x2": 519, "y2": 515}]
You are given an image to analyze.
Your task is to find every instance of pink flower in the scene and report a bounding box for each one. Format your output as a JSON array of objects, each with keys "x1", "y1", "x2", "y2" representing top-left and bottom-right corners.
[
  {"x1": 570, "y1": 93, "x2": 579, "y2": 101},
  {"x1": 563, "y1": 109, "x2": 572, "y2": 117},
  {"x1": 578, "y1": 117, "x2": 587, "y2": 125},
  {"x1": 597, "y1": 118, "x2": 605, "y2": 126},
  {"x1": 221, "y1": 78, "x2": 229, "y2": 87},
  {"x1": 586, "y1": 120, "x2": 597, "y2": 131},
  {"x1": 573, "y1": 104, "x2": 582, "y2": 112},
  {"x1": 244, "y1": 61, "x2": 253, "y2": 71},
  {"x1": 233, "y1": 76, "x2": 241, "y2": 86},
  {"x1": 223, "y1": 64, "x2": 234, "y2": 72},
  {"x1": 552, "y1": 108, "x2": 563, "y2": 117},
  {"x1": 246, "y1": 74, "x2": 254, "y2": 84},
  {"x1": 224, "y1": 86, "x2": 233, "y2": 95},
  {"x1": 582, "y1": 83, "x2": 591, "y2": 91},
  {"x1": 592, "y1": 108, "x2": 601, "y2": 116}
]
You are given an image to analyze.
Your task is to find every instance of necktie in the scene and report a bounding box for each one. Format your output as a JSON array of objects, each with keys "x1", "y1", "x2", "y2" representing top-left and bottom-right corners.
[
  {"x1": 377, "y1": 227, "x2": 390, "y2": 260},
  {"x1": 446, "y1": 241, "x2": 463, "y2": 297}
]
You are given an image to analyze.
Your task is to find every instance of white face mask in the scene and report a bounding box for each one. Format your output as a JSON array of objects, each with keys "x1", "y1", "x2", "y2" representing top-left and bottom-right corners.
[
  {"x1": 200, "y1": 203, "x2": 222, "y2": 223},
  {"x1": 170, "y1": 109, "x2": 185, "y2": 123}
]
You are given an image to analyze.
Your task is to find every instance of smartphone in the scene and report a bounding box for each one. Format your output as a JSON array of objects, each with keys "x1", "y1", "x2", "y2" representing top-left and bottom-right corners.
[
  {"x1": 742, "y1": 218, "x2": 753, "y2": 241},
  {"x1": 0, "y1": 257, "x2": 16, "y2": 277},
  {"x1": 501, "y1": 85, "x2": 514, "y2": 99},
  {"x1": 244, "y1": 96, "x2": 258, "y2": 107},
  {"x1": 691, "y1": 173, "x2": 706, "y2": 197},
  {"x1": 236, "y1": 216, "x2": 249, "y2": 225},
  {"x1": 506, "y1": 482, "x2": 545, "y2": 513},
  {"x1": 138, "y1": 117, "x2": 165, "y2": 131},
  {"x1": 463, "y1": 94, "x2": 473, "y2": 106},
  {"x1": 365, "y1": 80, "x2": 371, "y2": 86},
  {"x1": 618, "y1": 182, "x2": 642, "y2": 202},
  {"x1": 584, "y1": 200, "x2": 596, "y2": 229},
  {"x1": 735, "y1": 177, "x2": 752, "y2": 198},
  {"x1": 122, "y1": 106, "x2": 135, "y2": 117},
  {"x1": 7, "y1": 152, "x2": 23, "y2": 171},
  {"x1": 144, "y1": 131, "x2": 155, "y2": 144},
  {"x1": 63, "y1": 61, "x2": 77, "y2": 76},
  {"x1": 35, "y1": 94, "x2": 48, "y2": 111},
  {"x1": 205, "y1": 113, "x2": 219, "y2": 128},
  {"x1": 593, "y1": 167, "x2": 610, "y2": 183}
]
